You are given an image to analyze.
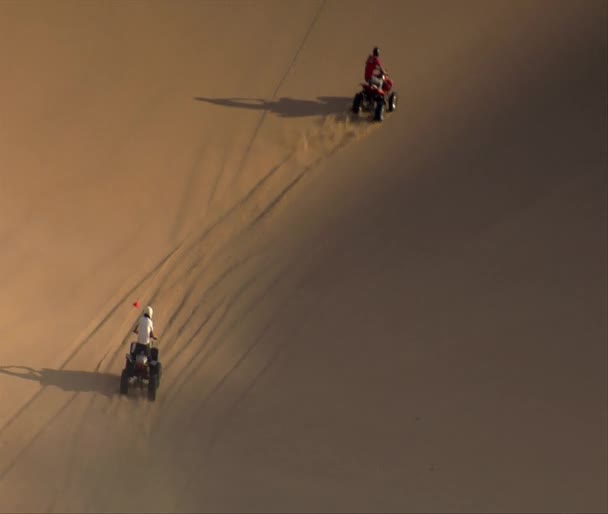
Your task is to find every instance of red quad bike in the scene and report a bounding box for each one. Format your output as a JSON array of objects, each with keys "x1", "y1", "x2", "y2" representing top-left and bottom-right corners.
[
  {"x1": 119, "y1": 340, "x2": 162, "y2": 401},
  {"x1": 352, "y1": 73, "x2": 397, "y2": 122}
]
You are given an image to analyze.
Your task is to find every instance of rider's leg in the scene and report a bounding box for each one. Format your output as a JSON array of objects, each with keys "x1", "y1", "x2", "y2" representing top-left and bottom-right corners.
[{"x1": 370, "y1": 76, "x2": 383, "y2": 89}]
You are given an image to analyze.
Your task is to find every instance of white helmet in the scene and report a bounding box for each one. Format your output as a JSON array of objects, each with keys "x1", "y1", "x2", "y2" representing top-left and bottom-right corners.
[{"x1": 144, "y1": 305, "x2": 153, "y2": 319}]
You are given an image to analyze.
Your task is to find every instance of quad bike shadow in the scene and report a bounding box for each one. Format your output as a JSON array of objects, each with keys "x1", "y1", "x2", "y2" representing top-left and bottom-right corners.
[
  {"x1": 352, "y1": 73, "x2": 398, "y2": 122},
  {"x1": 0, "y1": 365, "x2": 117, "y2": 397},
  {"x1": 194, "y1": 96, "x2": 352, "y2": 118},
  {"x1": 120, "y1": 341, "x2": 163, "y2": 402}
]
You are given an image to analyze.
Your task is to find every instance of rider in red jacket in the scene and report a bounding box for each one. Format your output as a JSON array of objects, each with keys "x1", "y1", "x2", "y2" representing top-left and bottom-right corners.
[{"x1": 365, "y1": 47, "x2": 386, "y2": 89}]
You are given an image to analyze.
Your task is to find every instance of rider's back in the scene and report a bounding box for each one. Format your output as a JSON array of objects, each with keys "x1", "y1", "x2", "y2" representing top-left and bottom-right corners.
[
  {"x1": 137, "y1": 316, "x2": 154, "y2": 345},
  {"x1": 365, "y1": 54, "x2": 382, "y2": 80}
]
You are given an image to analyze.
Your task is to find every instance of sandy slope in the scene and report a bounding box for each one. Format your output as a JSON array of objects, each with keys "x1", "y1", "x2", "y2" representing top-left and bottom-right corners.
[{"x1": 0, "y1": 0, "x2": 606, "y2": 512}]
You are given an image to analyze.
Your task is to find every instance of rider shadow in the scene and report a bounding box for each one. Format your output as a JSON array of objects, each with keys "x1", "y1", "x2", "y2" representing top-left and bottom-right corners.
[
  {"x1": 194, "y1": 96, "x2": 353, "y2": 118},
  {"x1": 0, "y1": 366, "x2": 117, "y2": 398}
]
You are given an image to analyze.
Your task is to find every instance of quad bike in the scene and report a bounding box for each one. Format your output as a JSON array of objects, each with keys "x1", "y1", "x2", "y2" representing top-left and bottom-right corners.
[
  {"x1": 119, "y1": 340, "x2": 162, "y2": 401},
  {"x1": 352, "y1": 73, "x2": 397, "y2": 122}
]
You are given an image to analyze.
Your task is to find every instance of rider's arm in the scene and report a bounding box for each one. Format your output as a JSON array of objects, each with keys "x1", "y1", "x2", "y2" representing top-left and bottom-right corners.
[{"x1": 377, "y1": 57, "x2": 385, "y2": 75}]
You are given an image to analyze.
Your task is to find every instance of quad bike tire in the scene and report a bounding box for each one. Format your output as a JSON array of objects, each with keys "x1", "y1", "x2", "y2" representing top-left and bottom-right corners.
[
  {"x1": 374, "y1": 100, "x2": 385, "y2": 122},
  {"x1": 154, "y1": 362, "x2": 163, "y2": 388},
  {"x1": 352, "y1": 92, "x2": 363, "y2": 114},
  {"x1": 388, "y1": 92, "x2": 397, "y2": 112},
  {"x1": 148, "y1": 373, "x2": 159, "y2": 402},
  {"x1": 120, "y1": 368, "x2": 129, "y2": 395}
]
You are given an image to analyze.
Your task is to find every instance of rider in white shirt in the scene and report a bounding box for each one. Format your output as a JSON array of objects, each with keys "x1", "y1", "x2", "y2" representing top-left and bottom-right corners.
[{"x1": 133, "y1": 305, "x2": 157, "y2": 356}]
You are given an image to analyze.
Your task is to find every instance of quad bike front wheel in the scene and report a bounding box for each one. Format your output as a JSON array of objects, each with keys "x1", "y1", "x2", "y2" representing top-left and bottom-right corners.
[
  {"x1": 388, "y1": 92, "x2": 397, "y2": 112},
  {"x1": 374, "y1": 99, "x2": 385, "y2": 122}
]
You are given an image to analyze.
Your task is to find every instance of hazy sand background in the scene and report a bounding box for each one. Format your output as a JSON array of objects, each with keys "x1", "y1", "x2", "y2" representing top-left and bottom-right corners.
[{"x1": 0, "y1": 1, "x2": 606, "y2": 512}]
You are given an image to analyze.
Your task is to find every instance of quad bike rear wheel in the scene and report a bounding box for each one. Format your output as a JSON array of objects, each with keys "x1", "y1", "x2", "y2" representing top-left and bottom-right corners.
[
  {"x1": 147, "y1": 373, "x2": 158, "y2": 402},
  {"x1": 154, "y1": 362, "x2": 163, "y2": 388},
  {"x1": 352, "y1": 92, "x2": 363, "y2": 114},
  {"x1": 120, "y1": 369, "x2": 129, "y2": 395}
]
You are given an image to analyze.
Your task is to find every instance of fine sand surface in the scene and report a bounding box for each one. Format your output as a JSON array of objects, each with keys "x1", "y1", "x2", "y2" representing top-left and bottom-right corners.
[{"x1": 0, "y1": 1, "x2": 606, "y2": 512}]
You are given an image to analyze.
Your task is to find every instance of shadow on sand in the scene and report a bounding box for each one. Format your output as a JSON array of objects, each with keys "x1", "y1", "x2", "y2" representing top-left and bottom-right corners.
[
  {"x1": 194, "y1": 96, "x2": 353, "y2": 118},
  {"x1": 0, "y1": 366, "x2": 117, "y2": 397}
]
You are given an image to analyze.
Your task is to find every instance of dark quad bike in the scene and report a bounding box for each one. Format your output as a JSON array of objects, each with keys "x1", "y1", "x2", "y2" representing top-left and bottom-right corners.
[
  {"x1": 352, "y1": 73, "x2": 397, "y2": 122},
  {"x1": 119, "y1": 341, "x2": 162, "y2": 401}
]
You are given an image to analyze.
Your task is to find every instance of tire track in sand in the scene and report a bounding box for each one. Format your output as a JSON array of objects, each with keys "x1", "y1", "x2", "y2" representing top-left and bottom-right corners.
[{"x1": 226, "y1": 0, "x2": 327, "y2": 189}]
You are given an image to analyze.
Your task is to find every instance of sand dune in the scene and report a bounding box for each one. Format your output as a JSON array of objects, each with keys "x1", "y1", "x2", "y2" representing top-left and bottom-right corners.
[{"x1": 0, "y1": 1, "x2": 606, "y2": 512}]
